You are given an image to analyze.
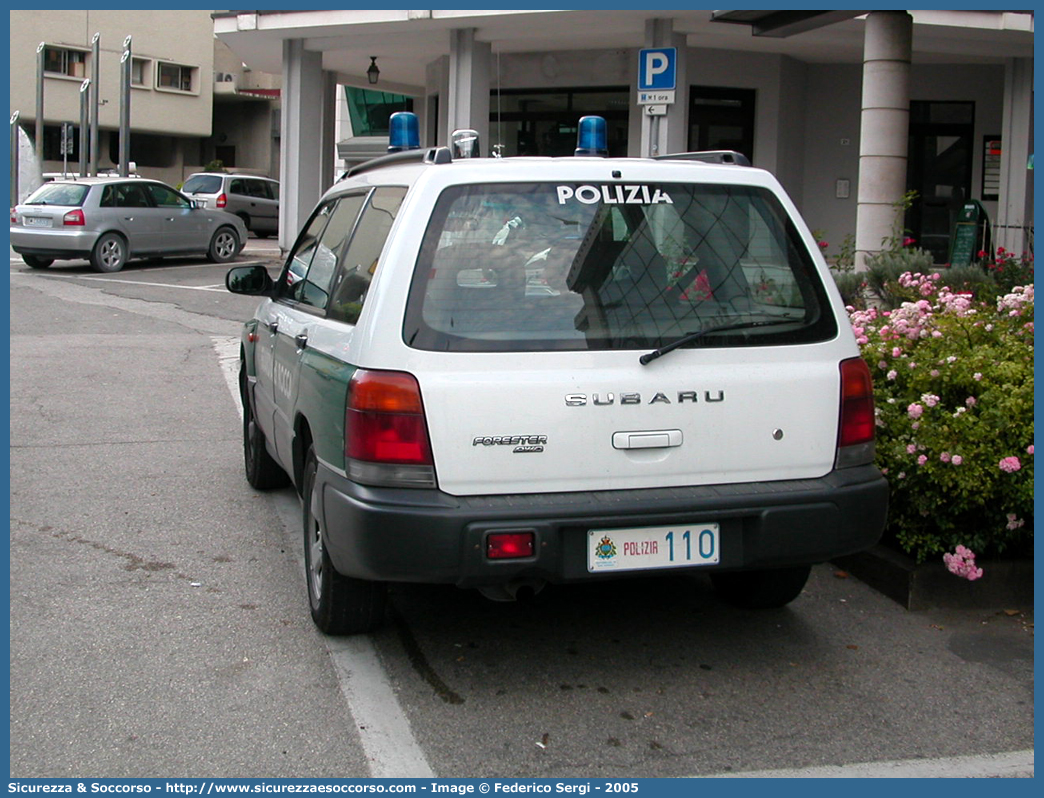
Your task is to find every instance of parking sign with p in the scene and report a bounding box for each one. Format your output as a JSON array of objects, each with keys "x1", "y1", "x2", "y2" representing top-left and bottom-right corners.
[{"x1": 639, "y1": 47, "x2": 676, "y2": 91}]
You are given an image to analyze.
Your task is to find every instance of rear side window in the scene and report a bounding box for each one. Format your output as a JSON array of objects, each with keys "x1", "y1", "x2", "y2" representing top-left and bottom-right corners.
[
  {"x1": 404, "y1": 182, "x2": 836, "y2": 352},
  {"x1": 24, "y1": 183, "x2": 89, "y2": 207},
  {"x1": 114, "y1": 182, "x2": 151, "y2": 209},
  {"x1": 182, "y1": 175, "x2": 223, "y2": 195},
  {"x1": 327, "y1": 187, "x2": 407, "y2": 324}
]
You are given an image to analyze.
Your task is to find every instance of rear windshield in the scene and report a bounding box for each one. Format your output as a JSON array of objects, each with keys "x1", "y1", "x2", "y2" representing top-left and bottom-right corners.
[
  {"x1": 403, "y1": 182, "x2": 836, "y2": 352},
  {"x1": 182, "y1": 175, "x2": 223, "y2": 195},
  {"x1": 24, "y1": 183, "x2": 90, "y2": 207}
]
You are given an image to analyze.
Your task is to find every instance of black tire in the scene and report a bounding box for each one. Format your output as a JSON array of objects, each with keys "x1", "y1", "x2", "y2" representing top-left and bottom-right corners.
[
  {"x1": 91, "y1": 232, "x2": 127, "y2": 273},
  {"x1": 22, "y1": 255, "x2": 53, "y2": 269},
  {"x1": 207, "y1": 226, "x2": 240, "y2": 263},
  {"x1": 240, "y1": 364, "x2": 290, "y2": 490},
  {"x1": 303, "y1": 447, "x2": 387, "y2": 635},
  {"x1": 710, "y1": 565, "x2": 811, "y2": 609}
]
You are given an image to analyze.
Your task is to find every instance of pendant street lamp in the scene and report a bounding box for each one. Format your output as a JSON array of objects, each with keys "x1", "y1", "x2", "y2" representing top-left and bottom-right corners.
[{"x1": 367, "y1": 57, "x2": 379, "y2": 85}]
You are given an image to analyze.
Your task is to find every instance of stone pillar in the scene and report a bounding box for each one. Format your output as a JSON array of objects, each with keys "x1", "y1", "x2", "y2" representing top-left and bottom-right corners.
[
  {"x1": 639, "y1": 19, "x2": 688, "y2": 158},
  {"x1": 997, "y1": 57, "x2": 1033, "y2": 256},
  {"x1": 854, "y1": 11, "x2": 912, "y2": 269},
  {"x1": 446, "y1": 29, "x2": 491, "y2": 153},
  {"x1": 280, "y1": 39, "x2": 325, "y2": 251}
]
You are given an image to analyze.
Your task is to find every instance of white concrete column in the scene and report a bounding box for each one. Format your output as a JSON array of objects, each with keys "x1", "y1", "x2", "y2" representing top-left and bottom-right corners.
[
  {"x1": 280, "y1": 39, "x2": 325, "y2": 251},
  {"x1": 320, "y1": 70, "x2": 337, "y2": 194},
  {"x1": 446, "y1": 29, "x2": 491, "y2": 152},
  {"x1": 996, "y1": 57, "x2": 1033, "y2": 256},
  {"x1": 639, "y1": 19, "x2": 688, "y2": 158},
  {"x1": 854, "y1": 11, "x2": 912, "y2": 269}
]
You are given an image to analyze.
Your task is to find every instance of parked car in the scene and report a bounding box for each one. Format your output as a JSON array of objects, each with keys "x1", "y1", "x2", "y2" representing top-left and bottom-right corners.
[
  {"x1": 181, "y1": 173, "x2": 279, "y2": 237},
  {"x1": 11, "y1": 176, "x2": 247, "y2": 273},
  {"x1": 226, "y1": 114, "x2": 888, "y2": 635}
]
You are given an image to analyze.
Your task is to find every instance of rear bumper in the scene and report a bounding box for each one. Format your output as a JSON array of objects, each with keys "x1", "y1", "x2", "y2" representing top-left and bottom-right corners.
[
  {"x1": 318, "y1": 464, "x2": 888, "y2": 587},
  {"x1": 10, "y1": 226, "x2": 98, "y2": 259}
]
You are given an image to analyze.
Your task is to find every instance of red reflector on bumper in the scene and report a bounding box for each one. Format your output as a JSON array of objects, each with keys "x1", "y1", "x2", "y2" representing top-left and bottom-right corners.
[{"x1": 487, "y1": 532, "x2": 535, "y2": 560}]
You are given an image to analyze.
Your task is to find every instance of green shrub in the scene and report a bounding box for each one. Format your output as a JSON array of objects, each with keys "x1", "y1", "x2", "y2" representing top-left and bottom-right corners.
[
  {"x1": 849, "y1": 274, "x2": 1034, "y2": 563},
  {"x1": 865, "y1": 247, "x2": 936, "y2": 308},
  {"x1": 979, "y1": 247, "x2": 1034, "y2": 293},
  {"x1": 830, "y1": 270, "x2": 867, "y2": 308}
]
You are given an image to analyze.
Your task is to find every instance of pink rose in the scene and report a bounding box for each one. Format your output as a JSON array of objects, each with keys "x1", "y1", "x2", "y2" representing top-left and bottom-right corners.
[{"x1": 999, "y1": 456, "x2": 1022, "y2": 473}]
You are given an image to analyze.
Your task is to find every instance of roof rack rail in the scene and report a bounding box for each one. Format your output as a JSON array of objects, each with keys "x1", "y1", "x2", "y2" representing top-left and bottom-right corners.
[
  {"x1": 341, "y1": 146, "x2": 453, "y2": 180},
  {"x1": 654, "y1": 150, "x2": 751, "y2": 167}
]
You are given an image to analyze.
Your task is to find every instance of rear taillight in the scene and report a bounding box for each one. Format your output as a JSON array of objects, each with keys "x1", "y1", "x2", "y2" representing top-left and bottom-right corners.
[
  {"x1": 836, "y1": 357, "x2": 876, "y2": 468},
  {"x1": 345, "y1": 369, "x2": 436, "y2": 488},
  {"x1": 10, "y1": 208, "x2": 16, "y2": 224},
  {"x1": 63, "y1": 209, "x2": 85, "y2": 226},
  {"x1": 216, "y1": 193, "x2": 227, "y2": 208}
]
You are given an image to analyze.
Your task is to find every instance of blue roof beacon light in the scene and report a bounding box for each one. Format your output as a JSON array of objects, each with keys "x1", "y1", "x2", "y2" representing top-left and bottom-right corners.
[
  {"x1": 388, "y1": 112, "x2": 421, "y2": 153},
  {"x1": 575, "y1": 115, "x2": 609, "y2": 157}
]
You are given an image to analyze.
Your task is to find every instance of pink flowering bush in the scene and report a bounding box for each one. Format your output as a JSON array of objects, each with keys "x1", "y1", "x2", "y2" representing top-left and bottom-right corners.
[{"x1": 849, "y1": 272, "x2": 1034, "y2": 562}]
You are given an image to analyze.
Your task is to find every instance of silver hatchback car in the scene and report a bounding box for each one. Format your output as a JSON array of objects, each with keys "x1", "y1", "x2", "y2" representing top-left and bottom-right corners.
[
  {"x1": 181, "y1": 173, "x2": 280, "y2": 237},
  {"x1": 10, "y1": 176, "x2": 248, "y2": 272}
]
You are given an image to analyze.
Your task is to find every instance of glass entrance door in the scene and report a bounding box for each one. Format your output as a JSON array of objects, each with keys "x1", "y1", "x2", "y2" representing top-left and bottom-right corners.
[
  {"x1": 906, "y1": 101, "x2": 974, "y2": 264},
  {"x1": 688, "y1": 86, "x2": 756, "y2": 163}
]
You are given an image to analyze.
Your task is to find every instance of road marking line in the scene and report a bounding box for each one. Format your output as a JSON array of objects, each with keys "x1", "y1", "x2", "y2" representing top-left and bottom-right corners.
[
  {"x1": 213, "y1": 336, "x2": 242, "y2": 417},
  {"x1": 211, "y1": 336, "x2": 435, "y2": 779},
  {"x1": 13, "y1": 270, "x2": 230, "y2": 291},
  {"x1": 705, "y1": 749, "x2": 1034, "y2": 778}
]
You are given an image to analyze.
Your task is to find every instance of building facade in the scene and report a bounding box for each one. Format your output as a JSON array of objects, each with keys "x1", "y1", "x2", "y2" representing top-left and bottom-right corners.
[
  {"x1": 9, "y1": 10, "x2": 279, "y2": 190},
  {"x1": 214, "y1": 9, "x2": 1033, "y2": 264}
]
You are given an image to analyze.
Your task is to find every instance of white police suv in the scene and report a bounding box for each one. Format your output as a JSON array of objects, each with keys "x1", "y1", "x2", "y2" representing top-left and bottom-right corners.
[{"x1": 226, "y1": 114, "x2": 887, "y2": 634}]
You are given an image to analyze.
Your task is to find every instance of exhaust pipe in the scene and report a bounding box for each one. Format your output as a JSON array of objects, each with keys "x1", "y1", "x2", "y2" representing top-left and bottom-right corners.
[{"x1": 476, "y1": 578, "x2": 547, "y2": 603}]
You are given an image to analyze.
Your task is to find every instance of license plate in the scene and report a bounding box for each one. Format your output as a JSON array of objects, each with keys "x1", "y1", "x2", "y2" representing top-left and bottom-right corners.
[
  {"x1": 588, "y1": 523, "x2": 720, "y2": 572},
  {"x1": 24, "y1": 216, "x2": 52, "y2": 228}
]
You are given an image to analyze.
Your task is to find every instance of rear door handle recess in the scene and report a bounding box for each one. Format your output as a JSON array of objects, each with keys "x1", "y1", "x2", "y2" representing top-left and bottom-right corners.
[{"x1": 612, "y1": 429, "x2": 683, "y2": 450}]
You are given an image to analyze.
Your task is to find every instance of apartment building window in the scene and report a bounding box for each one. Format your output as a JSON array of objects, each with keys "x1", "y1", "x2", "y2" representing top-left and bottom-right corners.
[
  {"x1": 157, "y1": 61, "x2": 196, "y2": 92},
  {"x1": 43, "y1": 46, "x2": 87, "y2": 78},
  {"x1": 131, "y1": 58, "x2": 149, "y2": 87}
]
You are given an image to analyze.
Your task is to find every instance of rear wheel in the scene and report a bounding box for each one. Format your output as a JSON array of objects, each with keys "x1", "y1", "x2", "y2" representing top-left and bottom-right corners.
[
  {"x1": 22, "y1": 255, "x2": 53, "y2": 269},
  {"x1": 240, "y1": 364, "x2": 289, "y2": 490},
  {"x1": 91, "y1": 232, "x2": 127, "y2": 273},
  {"x1": 710, "y1": 565, "x2": 811, "y2": 609},
  {"x1": 207, "y1": 227, "x2": 240, "y2": 263},
  {"x1": 303, "y1": 447, "x2": 387, "y2": 635}
]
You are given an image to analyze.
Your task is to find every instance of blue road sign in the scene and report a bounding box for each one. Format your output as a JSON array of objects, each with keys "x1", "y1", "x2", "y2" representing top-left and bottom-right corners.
[{"x1": 638, "y1": 47, "x2": 676, "y2": 91}]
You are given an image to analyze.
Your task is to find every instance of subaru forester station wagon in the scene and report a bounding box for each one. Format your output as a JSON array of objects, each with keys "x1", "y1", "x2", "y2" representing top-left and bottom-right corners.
[{"x1": 226, "y1": 114, "x2": 887, "y2": 634}]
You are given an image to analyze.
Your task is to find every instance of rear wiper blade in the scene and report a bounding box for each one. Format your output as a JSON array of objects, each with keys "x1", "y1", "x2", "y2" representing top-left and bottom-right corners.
[{"x1": 639, "y1": 319, "x2": 798, "y2": 366}]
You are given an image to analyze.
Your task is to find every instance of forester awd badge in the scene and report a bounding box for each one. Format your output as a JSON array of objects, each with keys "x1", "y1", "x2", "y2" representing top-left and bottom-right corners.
[{"x1": 473, "y1": 435, "x2": 547, "y2": 453}]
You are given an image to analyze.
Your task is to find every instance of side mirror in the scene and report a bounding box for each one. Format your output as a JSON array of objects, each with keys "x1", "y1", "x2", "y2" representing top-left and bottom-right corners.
[{"x1": 226, "y1": 264, "x2": 274, "y2": 295}]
